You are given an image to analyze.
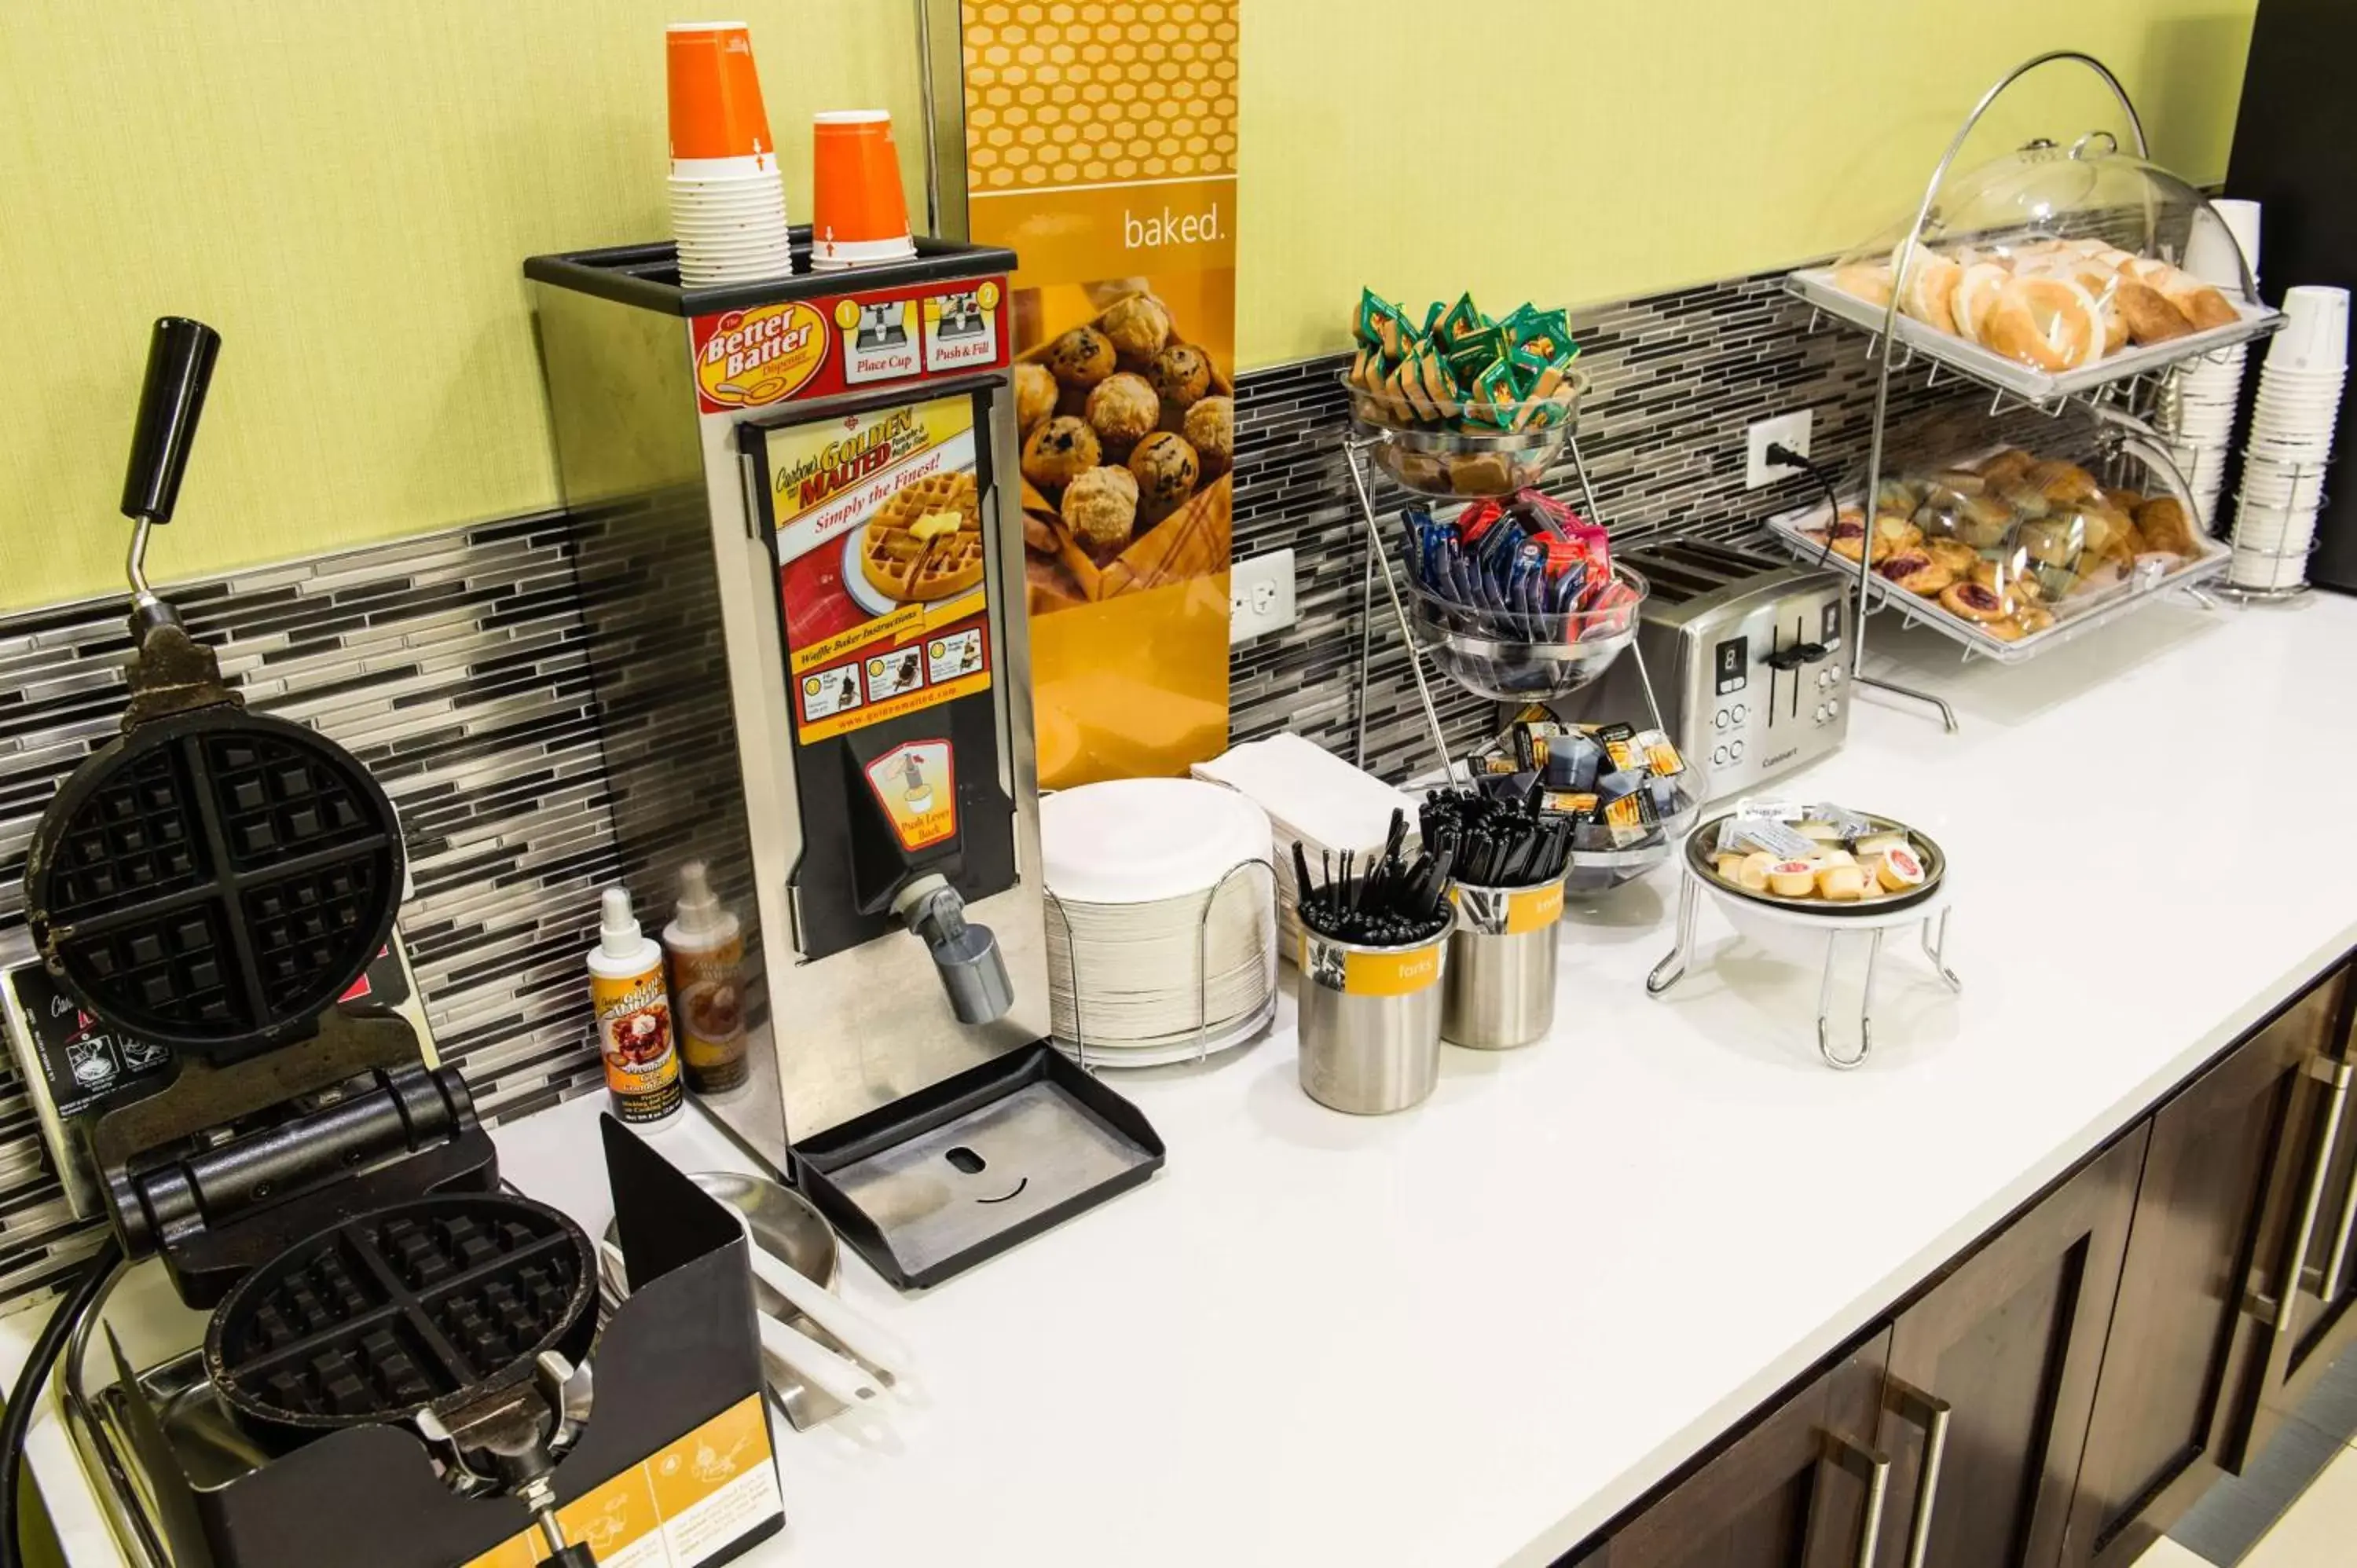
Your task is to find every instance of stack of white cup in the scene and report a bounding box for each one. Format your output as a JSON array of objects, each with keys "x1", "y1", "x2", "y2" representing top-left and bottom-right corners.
[
  {"x1": 665, "y1": 22, "x2": 794, "y2": 288},
  {"x1": 2234, "y1": 284, "x2": 2349, "y2": 592},
  {"x1": 671, "y1": 157, "x2": 794, "y2": 288},
  {"x1": 2160, "y1": 200, "x2": 2264, "y2": 528}
]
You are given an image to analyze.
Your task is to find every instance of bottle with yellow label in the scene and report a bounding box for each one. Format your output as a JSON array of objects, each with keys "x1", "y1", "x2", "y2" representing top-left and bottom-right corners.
[
  {"x1": 588, "y1": 887, "x2": 683, "y2": 1128},
  {"x1": 662, "y1": 860, "x2": 748, "y2": 1095}
]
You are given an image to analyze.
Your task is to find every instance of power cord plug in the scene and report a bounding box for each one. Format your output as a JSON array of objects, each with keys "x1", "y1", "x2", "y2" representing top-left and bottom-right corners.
[{"x1": 1762, "y1": 442, "x2": 1849, "y2": 572}]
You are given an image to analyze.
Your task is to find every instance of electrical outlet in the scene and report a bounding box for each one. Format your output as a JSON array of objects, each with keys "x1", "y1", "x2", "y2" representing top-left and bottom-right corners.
[
  {"x1": 1744, "y1": 410, "x2": 1814, "y2": 489},
  {"x1": 1230, "y1": 548, "x2": 1297, "y2": 644}
]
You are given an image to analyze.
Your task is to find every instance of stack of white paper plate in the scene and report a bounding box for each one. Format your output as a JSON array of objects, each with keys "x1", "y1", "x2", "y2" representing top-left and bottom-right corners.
[{"x1": 1040, "y1": 779, "x2": 1277, "y2": 1067}]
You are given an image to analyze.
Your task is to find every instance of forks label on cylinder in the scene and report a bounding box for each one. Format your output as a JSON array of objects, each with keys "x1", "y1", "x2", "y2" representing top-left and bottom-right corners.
[
  {"x1": 1455, "y1": 882, "x2": 1565, "y2": 936},
  {"x1": 1302, "y1": 932, "x2": 1446, "y2": 995}
]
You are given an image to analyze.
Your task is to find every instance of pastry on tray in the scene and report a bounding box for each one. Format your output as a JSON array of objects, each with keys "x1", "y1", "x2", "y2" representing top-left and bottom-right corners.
[
  {"x1": 1828, "y1": 236, "x2": 2247, "y2": 374},
  {"x1": 1794, "y1": 443, "x2": 2215, "y2": 649}
]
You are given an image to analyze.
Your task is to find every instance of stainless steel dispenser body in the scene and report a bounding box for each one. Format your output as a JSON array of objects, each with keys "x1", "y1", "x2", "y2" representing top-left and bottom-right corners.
[{"x1": 528, "y1": 243, "x2": 1048, "y2": 1169}]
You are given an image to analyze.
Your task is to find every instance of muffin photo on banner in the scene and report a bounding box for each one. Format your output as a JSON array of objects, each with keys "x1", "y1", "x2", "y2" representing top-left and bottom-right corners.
[{"x1": 951, "y1": 0, "x2": 1237, "y2": 789}]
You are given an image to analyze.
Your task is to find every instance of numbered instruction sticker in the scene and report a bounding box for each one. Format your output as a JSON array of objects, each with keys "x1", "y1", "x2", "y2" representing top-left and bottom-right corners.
[{"x1": 801, "y1": 665, "x2": 862, "y2": 723}]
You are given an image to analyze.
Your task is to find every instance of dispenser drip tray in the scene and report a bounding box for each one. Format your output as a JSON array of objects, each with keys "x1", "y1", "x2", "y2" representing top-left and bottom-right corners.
[{"x1": 792, "y1": 1042, "x2": 1164, "y2": 1289}]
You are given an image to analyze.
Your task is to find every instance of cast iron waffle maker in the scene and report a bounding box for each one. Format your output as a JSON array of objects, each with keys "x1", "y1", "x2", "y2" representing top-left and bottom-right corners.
[{"x1": 3, "y1": 321, "x2": 780, "y2": 1568}]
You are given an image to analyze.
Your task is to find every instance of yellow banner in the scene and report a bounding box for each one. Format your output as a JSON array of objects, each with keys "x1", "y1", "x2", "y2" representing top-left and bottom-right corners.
[
  {"x1": 924, "y1": 586, "x2": 988, "y2": 630},
  {"x1": 960, "y1": 0, "x2": 1239, "y2": 791},
  {"x1": 464, "y1": 1395, "x2": 778, "y2": 1568},
  {"x1": 792, "y1": 603, "x2": 926, "y2": 675},
  {"x1": 972, "y1": 178, "x2": 1236, "y2": 292},
  {"x1": 798, "y1": 667, "x2": 992, "y2": 745}
]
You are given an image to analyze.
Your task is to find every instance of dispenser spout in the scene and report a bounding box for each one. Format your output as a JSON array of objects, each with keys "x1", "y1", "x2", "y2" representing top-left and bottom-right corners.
[{"x1": 892, "y1": 874, "x2": 1014, "y2": 1024}]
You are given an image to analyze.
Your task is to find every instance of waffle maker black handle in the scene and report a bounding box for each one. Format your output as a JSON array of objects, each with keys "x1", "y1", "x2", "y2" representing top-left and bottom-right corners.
[{"x1": 121, "y1": 316, "x2": 221, "y2": 526}]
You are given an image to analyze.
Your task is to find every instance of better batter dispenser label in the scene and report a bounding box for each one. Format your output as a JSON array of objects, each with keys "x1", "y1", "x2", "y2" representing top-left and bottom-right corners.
[
  {"x1": 757, "y1": 392, "x2": 995, "y2": 744},
  {"x1": 690, "y1": 275, "x2": 1009, "y2": 414},
  {"x1": 693, "y1": 302, "x2": 827, "y2": 410},
  {"x1": 461, "y1": 1395, "x2": 780, "y2": 1568}
]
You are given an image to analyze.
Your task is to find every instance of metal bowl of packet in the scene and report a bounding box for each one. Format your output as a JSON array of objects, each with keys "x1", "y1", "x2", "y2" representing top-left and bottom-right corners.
[
  {"x1": 1344, "y1": 376, "x2": 1586, "y2": 499},
  {"x1": 1688, "y1": 806, "x2": 1948, "y2": 921},
  {"x1": 1563, "y1": 789, "x2": 1703, "y2": 893},
  {"x1": 1339, "y1": 288, "x2": 1587, "y2": 500},
  {"x1": 1407, "y1": 565, "x2": 1647, "y2": 702},
  {"x1": 1462, "y1": 717, "x2": 1702, "y2": 893}
]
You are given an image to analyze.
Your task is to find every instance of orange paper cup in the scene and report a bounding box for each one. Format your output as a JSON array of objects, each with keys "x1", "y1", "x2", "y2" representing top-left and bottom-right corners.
[
  {"x1": 810, "y1": 110, "x2": 916, "y2": 268},
  {"x1": 667, "y1": 21, "x2": 775, "y2": 169}
]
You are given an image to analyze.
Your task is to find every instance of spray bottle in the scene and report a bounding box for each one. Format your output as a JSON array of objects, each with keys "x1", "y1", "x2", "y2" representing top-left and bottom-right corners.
[
  {"x1": 587, "y1": 886, "x2": 683, "y2": 1127},
  {"x1": 662, "y1": 860, "x2": 748, "y2": 1095}
]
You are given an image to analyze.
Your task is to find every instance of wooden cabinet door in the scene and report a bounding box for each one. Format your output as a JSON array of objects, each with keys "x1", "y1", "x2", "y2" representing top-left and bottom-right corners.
[
  {"x1": 1571, "y1": 1332, "x2": 1893, "y2": 1568},
  {"x1": 1868, "y1": 1126, "x2": 2146, "y2": 1568},
  {"x1": 2062, "y1": 969, "x2": 2348, "y2": 1567},
  {"x1": 2238, "y1": 967, "x2": 2357, "y2": 1465}
]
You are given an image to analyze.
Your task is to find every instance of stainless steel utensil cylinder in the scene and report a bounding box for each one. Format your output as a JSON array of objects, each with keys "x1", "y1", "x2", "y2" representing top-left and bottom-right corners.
[
  {"x1": 1442, "y1": 880, "x2": 1564, "y2": 1050},
  {"x1": 1296, "y1": 909, "x2": 1455, "y2": 1115}
]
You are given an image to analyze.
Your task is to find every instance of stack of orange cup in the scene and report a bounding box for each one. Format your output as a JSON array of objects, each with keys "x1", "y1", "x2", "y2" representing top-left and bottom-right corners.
[
  {"x1": 666, "y1": 21, "x2": 794, "y2": 286},
  {"x1": 809, "y1": 111, "x2": 918, "y2": 270}
]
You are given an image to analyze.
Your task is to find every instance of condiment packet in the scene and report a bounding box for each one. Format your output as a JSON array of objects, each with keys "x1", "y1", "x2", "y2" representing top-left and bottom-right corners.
[
  {"x1": 1602, "y1": 786, "x2": 1661, "y2": 847},
  {"x1": 1543, "y1": 731, "x2": 1604, "y2": 792},
  {"x1": 1435, "y1": 292, "x2": 1485, "y2": 350},
  {"x1": 1802, "y1": 803, "x2": 1876, "y2": 838},
  {"x1": 1392, "y1": 357, "x2": 1437, "y2": 423},
  {"x1": 1468, "y1": 357, "x2": 1521, "y2": 425},
  {"x1": 1726, "y1": 819, "x2": 1818, "y2": 859},
  {"x1": 1595, "y1": 722, "x2": 1640, "y2": 774},
  {"x1": 1633, "y1": 728, "x2": 1686, "y2": 776}
]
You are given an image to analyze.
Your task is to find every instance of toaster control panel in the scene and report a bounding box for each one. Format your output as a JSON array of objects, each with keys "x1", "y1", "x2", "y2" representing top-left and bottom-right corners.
[
  {"x1": 1693, "y1": 592, "x2": 1849, "y2": 795},
  {"x1": 1538, "y1": 546, "x2": 1853, "y2": 804}
]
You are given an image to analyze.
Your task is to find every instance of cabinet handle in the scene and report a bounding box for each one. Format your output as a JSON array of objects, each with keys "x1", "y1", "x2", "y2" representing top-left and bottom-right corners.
[
  {"x1": 2324, "y1": 1088, "x2": 2357, "y2": 1306},
  {"x1": 1813, "y1": 1431, "x2": 1892, "y2": 1568},
  {"x1": 1884, "y1": 1379, "x2": 1952, "y2": 1568},
  {"x1": 2262, "y1": 1056, "x2": 2354, "y2": 1362}
]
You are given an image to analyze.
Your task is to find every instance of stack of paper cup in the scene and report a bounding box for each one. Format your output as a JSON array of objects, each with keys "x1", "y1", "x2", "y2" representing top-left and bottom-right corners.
[
  {"x1": 2233, "y1": 284, "x2": 2348, "y2": 592},
  {"x1": 666, "y1": 22, "x2": 794, "y2": 287},
  {"x1": 2161, "y1": 200, "x2": 2264, "y2": 527},
  {"x1": 2185, "y1": 199, "x2": 2263, "y2": 293},
  {"x1": 2159, "y1": 348, "x2": 2245, "y2": 522},
  {"x1": 809, "y1": 111, "x2": 917, "y2": 270}
]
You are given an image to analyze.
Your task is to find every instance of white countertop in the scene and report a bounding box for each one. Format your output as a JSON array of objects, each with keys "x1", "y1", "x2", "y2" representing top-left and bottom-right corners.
[{"x1": 12, "y1": 591, "x2": 2357, "y2": 1568}]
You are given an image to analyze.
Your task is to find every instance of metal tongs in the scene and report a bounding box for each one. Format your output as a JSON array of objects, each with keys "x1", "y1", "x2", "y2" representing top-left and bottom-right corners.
[{"x1": 602, "y1": 1225, "x2": 914, "y2": 1420}]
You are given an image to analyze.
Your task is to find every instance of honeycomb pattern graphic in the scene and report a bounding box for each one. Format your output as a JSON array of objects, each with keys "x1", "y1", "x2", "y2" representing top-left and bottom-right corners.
[{"x1": 963, "y1": 1, "x2": 1239, "y2": 191}]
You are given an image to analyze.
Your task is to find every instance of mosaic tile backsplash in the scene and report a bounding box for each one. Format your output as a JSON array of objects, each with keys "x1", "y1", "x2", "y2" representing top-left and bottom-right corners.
[
  {"x1": 0, "y1": 264, "x2": 2098, "y2": 1306},
  {"x1": 0, "y1": 515, "x2": 618, "y2": 1302}
]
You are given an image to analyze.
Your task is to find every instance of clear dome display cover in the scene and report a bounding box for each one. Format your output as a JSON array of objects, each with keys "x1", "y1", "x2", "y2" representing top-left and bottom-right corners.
[{"x1": 1798, "y1": 138, "x2": 2274, "y2": 387}]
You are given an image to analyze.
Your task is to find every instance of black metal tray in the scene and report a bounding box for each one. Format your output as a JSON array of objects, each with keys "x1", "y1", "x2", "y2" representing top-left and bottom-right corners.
[
  {"x1": 523, "y1": 232, "x2": 1018, "y2": 318},
  {"x1": 792, "y1": 1041, "x2": 1165, "y2": 1290},
  {"x1": 1686, "y1": 811, "x2": 1948, "y2": 919}
]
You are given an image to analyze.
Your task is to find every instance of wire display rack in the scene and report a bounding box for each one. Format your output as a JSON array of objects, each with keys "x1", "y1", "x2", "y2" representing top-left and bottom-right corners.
[
  {"x1": 1340, "y1": 416, "x2": 1666, "y2": 782},
  {"x1": 1783, "y1": 49, "x2": 2282, "y2": 728}
]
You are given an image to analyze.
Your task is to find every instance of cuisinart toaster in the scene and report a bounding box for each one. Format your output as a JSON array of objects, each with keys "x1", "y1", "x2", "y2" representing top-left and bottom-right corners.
[{"x1": 1552, "y1": 537, "x2": 1851, "y2": 800}]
